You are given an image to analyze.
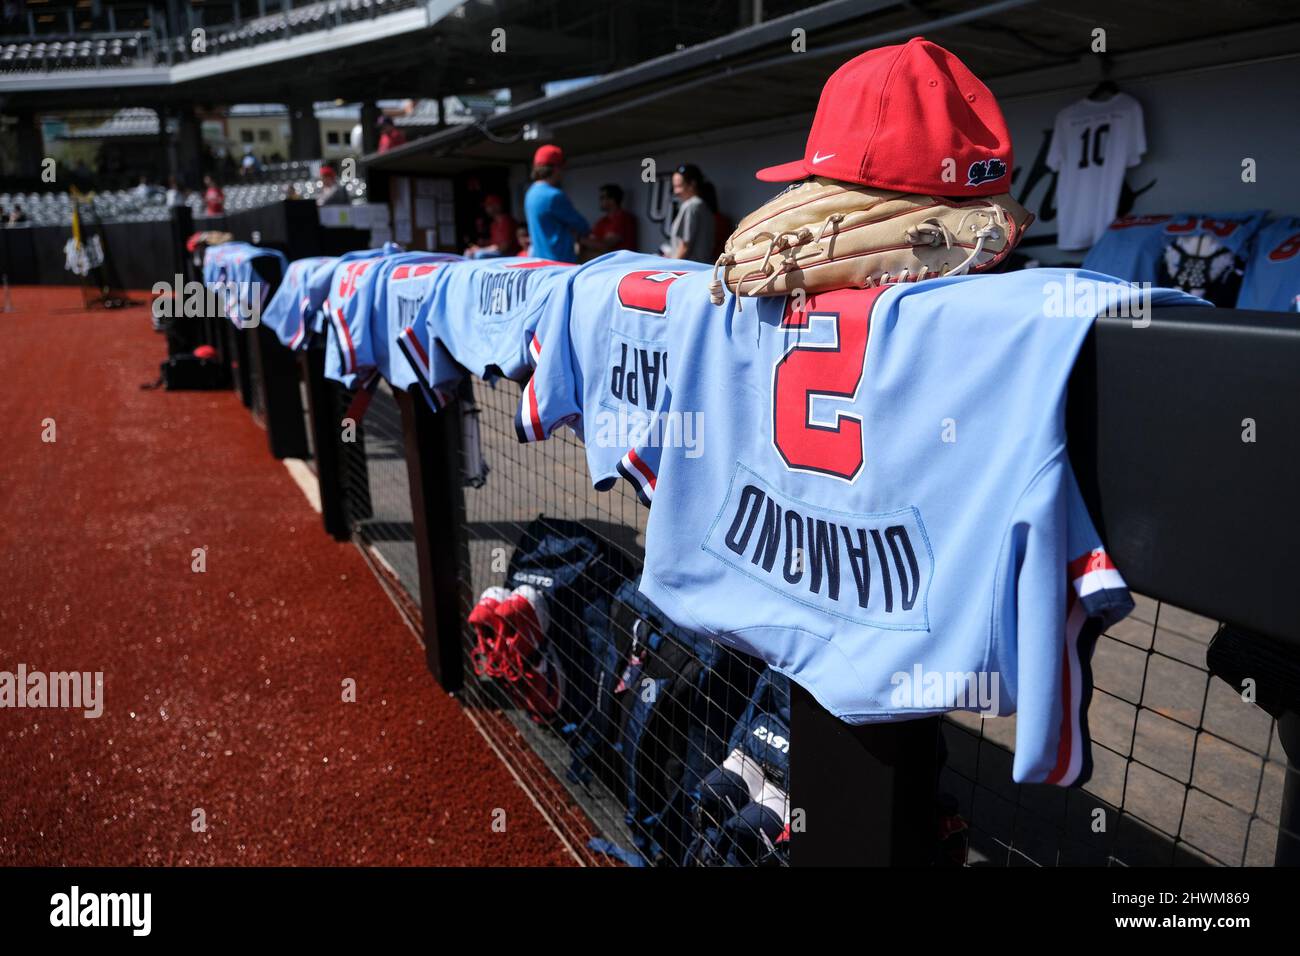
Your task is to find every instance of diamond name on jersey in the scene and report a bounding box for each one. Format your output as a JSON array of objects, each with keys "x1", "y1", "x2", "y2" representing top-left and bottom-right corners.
[
  {"x1": 477, "y1": 270, "x2": 534, "y2": 315},
  {"x1": 704, "y1": 465, "x2": 932, "y2": 629}
]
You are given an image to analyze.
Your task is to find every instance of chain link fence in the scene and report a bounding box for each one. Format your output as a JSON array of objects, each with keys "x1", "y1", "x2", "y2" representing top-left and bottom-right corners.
[{"x1": 321, "y1": 372, "x2": 1286, "y2": 867}]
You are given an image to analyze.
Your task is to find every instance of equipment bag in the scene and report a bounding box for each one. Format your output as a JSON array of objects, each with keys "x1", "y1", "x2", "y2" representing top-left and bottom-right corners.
[
  {"x1": 576, "y1": 580, "x2": 759, "y2": 865},
  {"x1": 502, "y1": 516, "x2": 632, "y2": 730},
  {"x1": 142, "y1": 353, "x2": 231, "y2": 391}
]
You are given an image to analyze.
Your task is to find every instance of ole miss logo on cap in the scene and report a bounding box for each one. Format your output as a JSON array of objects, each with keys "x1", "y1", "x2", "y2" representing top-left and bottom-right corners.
[
  {"x1": 756, "y1": 37, "x2": 1013, "y2": 197},
  {"x1": 966, "y1": 158, "x2": 1008, "y2": 187}
]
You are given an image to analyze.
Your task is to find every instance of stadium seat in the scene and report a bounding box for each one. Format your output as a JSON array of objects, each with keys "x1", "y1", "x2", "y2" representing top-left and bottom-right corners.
[{"x1": 0, "y1": 0, "x2": 418, "y2": 75}]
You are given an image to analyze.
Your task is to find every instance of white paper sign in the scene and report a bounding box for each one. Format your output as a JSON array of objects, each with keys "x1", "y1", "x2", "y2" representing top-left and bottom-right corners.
[
  {"x1": 392, "y1": 176, "x2": 411, "y2": 207},
  {"x1": 414, "y1": 197, "x2": 437, "y2": 229},
  {"x1": 319, "y1": 205, "x2": 356, "y2": 228}
]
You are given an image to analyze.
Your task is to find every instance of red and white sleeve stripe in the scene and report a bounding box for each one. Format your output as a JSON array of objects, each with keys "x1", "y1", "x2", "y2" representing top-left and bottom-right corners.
[
  {"x1": 1043, "y1": 548, "x2": 1127, "y2": 786},
  {"x1": 616, "y1": 449, "x2": 657, "y2": 506},
  {"x1": 515, "y1": 377, "x2": 546, "y2": 443}
]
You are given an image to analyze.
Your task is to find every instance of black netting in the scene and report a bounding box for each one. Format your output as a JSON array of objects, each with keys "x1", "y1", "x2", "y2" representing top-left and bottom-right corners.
[{"x1": 942, "y1": 598, "x2": 1287, "y2": 866}]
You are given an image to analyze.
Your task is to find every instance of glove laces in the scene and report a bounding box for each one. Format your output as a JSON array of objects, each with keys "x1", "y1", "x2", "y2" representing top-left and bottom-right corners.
[
  {"x1": 896, "y1": 204, "x2": 1008, "y2": 280},
  {"x1": 710, "y1": 200, "x2": 1009, "y2": 302},
  {"x1": 709, "y1": 215, "x2": 845, "y2": 310}
]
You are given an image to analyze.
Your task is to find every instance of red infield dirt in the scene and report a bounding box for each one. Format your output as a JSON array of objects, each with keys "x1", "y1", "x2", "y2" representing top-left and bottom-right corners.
[{"x1": 0, "y1": 286, "x2": 575, "y2": 866}]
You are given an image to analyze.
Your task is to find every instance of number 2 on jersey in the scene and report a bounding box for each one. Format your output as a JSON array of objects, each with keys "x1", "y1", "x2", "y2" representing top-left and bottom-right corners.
[{"x1": 772, "y1": 287, "x2": 883, "y2": 482}]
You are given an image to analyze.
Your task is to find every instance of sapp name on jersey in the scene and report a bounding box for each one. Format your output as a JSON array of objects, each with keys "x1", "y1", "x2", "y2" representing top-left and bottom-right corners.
[
  {"x1": 707, "y1": 466, "x2": 931, "y2": 630},
  {"x1": 606, "y1": 335, "x2": 668, "y2": 413}
]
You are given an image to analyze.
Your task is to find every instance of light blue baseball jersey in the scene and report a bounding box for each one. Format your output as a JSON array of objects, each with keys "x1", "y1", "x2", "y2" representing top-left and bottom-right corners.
[
  {"x1": 201, "y1": 243, "x2": 240, "y2": 322},
  {"x1": 232, "y1": 245, "x2": 287, "y2": 328},
  {"x1": 1082, "y1": 211, "x2": 1266, "y2": 306},
  {"x1": 302, "y1": 255, "x2": 346, "y2": 340},
  {"x1": 1237, "y1": 216, "x2": 1300, "y2": 312},
  {"x1": 307, "y1": 244, "x2": 402, "y2": 346},
  {"x1": 630, "y1": 269, "x2": 1205, "y2": 786},
  {"x1": 323, "y1": 250, "x2": 438, "y2": 386},
  {"x1": 370, "y1": 254, "x2": 462, "y2": 405},
  {"x1": 324, "y1": 255, "x2": 386, "y2": 386},
  {"x1": 261, "y1": 255, "x2": 335, "y2": 349},
  {"x1": 201, "y1": 244, "x2": 230, "y2": 286},
  {"x1": 202, "y1": 243, "x2": 288, "y2": 328},
  {"x1": 517, "y1": 251, "x2": 707, "y2": 504},
  {"x1": 419, "y1": 256, "x2": 577, "y2": 403}
]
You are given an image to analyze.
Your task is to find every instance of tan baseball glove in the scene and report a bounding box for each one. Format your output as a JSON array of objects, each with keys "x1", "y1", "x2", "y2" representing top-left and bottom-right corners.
[{"x1": 709, "y1": 176, "x2": 1033, "y2": 305}]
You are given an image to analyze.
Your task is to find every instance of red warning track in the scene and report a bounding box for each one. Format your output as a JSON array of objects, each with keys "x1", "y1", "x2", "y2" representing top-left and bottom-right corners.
[{"x1": 0, "y1": 287, "x2": 575, "y2": 866}]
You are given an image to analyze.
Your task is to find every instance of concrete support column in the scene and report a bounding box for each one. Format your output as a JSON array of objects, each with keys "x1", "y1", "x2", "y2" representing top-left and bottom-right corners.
[
  {"x1": 14, "y1": 109, "x2": 44, "y2": 180},
  {"x1": 288, "y1": 99, "x2": 321, "y2": 161},
  {"x1": 360, "y1": 101, "x2": 380, "y2": 155},
  {"x1": 176, "y1": 107, "x2": 204, "y2": 189}
]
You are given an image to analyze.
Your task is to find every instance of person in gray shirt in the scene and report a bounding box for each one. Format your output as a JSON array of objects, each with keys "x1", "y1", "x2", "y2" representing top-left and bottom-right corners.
[{"x1": 663, "y1": 163, "x2": 715, "y2": 263}]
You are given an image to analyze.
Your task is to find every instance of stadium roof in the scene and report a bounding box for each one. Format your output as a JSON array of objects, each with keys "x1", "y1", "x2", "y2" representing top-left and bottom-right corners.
[
  {"x1": 364, "y1": 0, "x2": 1300, "y2": 174},
  {"x1": 0, "y1": 0, "x2": 818, "y2": 110}
]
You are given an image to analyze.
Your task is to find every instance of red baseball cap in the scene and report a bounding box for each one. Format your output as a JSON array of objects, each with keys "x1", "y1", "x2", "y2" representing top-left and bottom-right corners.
[
  {"x1": 320, "y1": 165, "x2": 336, "y2": 178},
  {"x1": 533, "y1": 144, "x2": 565, "y2": 168},
  {"x1": 756, "y1": 37, "x2": 1013, "y2": 196}
]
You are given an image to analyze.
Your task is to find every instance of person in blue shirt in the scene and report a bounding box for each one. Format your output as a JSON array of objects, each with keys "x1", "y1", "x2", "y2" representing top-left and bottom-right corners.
[{"x1": 524, "y1": 144, "x2": 589, "y2": 263}]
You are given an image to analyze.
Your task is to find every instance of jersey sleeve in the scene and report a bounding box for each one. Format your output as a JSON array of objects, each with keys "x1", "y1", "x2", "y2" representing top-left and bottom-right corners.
[
  {"x1": 600, "y1": 373, "x2": 683, "y2": 506},
  {"x1": 515, "y1": 276, "x2": 581, "y2": 443},
  {"x1": 395, "y1": 322, "x2": 453, "y2": 412},
  {"x1": 323, "y1": 318, "x2": 353, "y2": 386},
  {"x1": 1002, "y1": 451, "x2": 1133, "y2": 788},
  {"x1": 324, "y1": 284, "x2": 359, "y2": 386},
  {"x1": 324, "y1": 261, "x2": 383, "y2": 383},
  {"x1": 424, "y1": 336, "x2": 465, "y2": 408},
  {"x1": 260, "y1": 259, "x2": 310, "y2": 347},
  {"x1": 326, "y1": 304, "x2": 359, "y2": 380},
  {"x1": 233, "y1": 258, "x2": 256, "y2": 327},
  {"x1": 243, "y1": 251, "x2": 286, "y2": 330},
  {"x1": 305, "y1": 259, "x2": 338, "y2": 319},
  {"x1": 612, "y1": 441, "x2": 661, "y2": 506}
]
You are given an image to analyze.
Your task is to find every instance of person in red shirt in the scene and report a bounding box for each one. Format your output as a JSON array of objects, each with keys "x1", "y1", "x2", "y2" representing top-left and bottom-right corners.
[
  {"x1": 377, "y1": 116, "x2": 407, "y2": 153},
  {"x1": 203, "y1": 175, "x2": 224, "y2": 215},
  {"x1": 581, "y1": 183, "x2": 638, "y2": 259},
  {"x1": 465, "y1": 194, "x2": 519, "y2": 258}
]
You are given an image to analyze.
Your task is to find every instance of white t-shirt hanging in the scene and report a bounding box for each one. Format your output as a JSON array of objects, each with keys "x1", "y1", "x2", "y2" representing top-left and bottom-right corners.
[{"x1": 1047, "y1": 93, "x2": 1147, "y2": 251}]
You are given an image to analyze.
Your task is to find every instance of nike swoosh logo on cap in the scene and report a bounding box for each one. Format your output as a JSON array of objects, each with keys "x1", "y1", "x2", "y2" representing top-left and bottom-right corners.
[{"x1": 811, "y1": 151, "x2": 836, "y2": 164}]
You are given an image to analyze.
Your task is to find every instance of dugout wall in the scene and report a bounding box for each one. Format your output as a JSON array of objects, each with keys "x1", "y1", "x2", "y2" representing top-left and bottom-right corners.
[
  {"x1": 194, "y1": 182, "x2": 1297, "y2": 863},
  {"x1": 243, "y1": 294, "x2": 1295, "y2": 866}
]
